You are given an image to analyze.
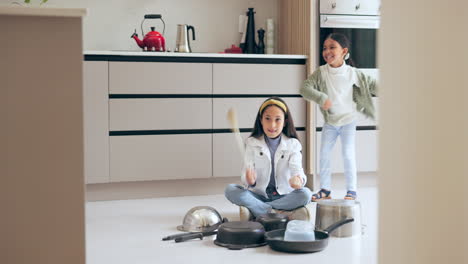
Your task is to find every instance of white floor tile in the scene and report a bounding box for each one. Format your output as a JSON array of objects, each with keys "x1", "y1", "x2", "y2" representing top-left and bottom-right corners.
[{"x1": 86, "y1": 174, "x2": 378, "y2": 264}]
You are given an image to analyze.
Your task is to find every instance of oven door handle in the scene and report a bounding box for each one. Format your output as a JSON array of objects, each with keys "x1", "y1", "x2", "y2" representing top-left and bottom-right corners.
[{"x1": 320, "y1": 15, "x2": 379, "y2": 29}]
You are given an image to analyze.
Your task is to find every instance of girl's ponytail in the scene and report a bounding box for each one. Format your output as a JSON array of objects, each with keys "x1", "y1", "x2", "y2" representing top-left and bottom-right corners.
[{"x1": 346, "y1": 56, "x2": 356, "y2": 67}]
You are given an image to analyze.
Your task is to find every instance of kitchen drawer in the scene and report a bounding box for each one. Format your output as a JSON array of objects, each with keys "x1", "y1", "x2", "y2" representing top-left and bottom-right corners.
[
  {"x1": 83, "y1": 61, "x2": 110, "y2": 184},
  {"x1": 213, "y1": 131, "x2": 307, "y2": 178},
  {"x1": 109, "y1": 61, "x2": 212, "y2": 94},
  {"x1": 315, "y1": 97, "x2": 379, "y2": 127},
  {"x1": 109, "y1": 98, "x2": 211, "y2": 131},
  {"x1": 320, "y1": 0, "x2": 358, "y2": 15},
  {"x1": 213, "y1": 63, "x2": 306, "y2": 94},
  {"x1": 354, "y1": 0, "x2": 380, "y2": 15},
  {"x1": 110, "y1": 134, "x2": 212, "y2": 182},
  {"x1": 213, "y1": 97, "x2": 306, "y2": 129},
  {"x1": 315, "y1": 130, "x2": 378, "y2": 173},
  {"x1": 320, "y1": 0, "x2": 380, "y2": 16}
]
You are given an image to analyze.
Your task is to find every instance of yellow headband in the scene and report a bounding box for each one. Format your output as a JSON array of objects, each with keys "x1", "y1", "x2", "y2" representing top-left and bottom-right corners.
[{"x1": 259, "y1": 99, "x2": 287, "y2": 113}]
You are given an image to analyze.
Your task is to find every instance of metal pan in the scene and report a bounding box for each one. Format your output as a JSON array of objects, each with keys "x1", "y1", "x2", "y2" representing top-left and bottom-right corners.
[
  {"x1": 256, "y1": 213, "x2": 289, "y2": 231},
  {"x1": 169, "y1": 220, "x2": 267, "y2": 250},
  {"x1": 162, "y1": 218, "x2": 227, "y2": 242},
  {"x1": 264, "y1": 218, "x2": 354, "y2": 253}
]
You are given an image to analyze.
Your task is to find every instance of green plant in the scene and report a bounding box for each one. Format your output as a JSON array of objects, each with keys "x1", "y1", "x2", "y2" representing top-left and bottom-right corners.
[{"x1": 24, "y1": 0, "x2": 48, "y2": 4}]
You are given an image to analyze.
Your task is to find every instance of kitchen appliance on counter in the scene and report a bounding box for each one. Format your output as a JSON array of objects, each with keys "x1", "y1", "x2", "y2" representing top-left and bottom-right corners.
[
  {"x1": 131, "y1": 14, "x2": 166, "y2": 51},
  {"x1": 175, "y1": 24, "x2": 196, "y2": 53}
]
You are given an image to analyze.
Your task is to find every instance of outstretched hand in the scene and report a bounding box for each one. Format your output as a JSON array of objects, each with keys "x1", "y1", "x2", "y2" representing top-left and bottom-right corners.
[
  {"x1": 322, "y1": 99, "x2": 332, "y2": 111},
  {"x1": 245, "y1": 167, "x2": 257, "y2": 186},
  {"x1": 289, "y1": 175, "x2": 303, "y2": 189}
]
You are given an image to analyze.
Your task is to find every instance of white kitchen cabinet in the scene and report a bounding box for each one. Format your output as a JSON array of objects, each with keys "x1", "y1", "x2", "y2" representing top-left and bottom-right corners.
[
  {"x1": 213, "y1": 63, "x2": 305, "y2": 94},
  {"x1": 320, "y1": 0, "x2": 358, "y2": 14},
  {"x1": 84, "y1": 54, "x2": 307, "y2": 184},
  {"x1": 315, "y1": 130, "x2": 378, "y2": 174},
  {"x1": 320, "y1": 0, "x2": 380, "y2": 16},
  {"x1": 213, "y1": 97, "x2": 307, "y2": 129},
  {"x1": 109, "y1": 98, "x2": 211, "y2": 130},
  {"x1": 213, "y1": 132, "x2": 307, "y2": 178},
  {"x1": 83, "y1": 61, "x2": 110, "y2": 184},
  {"x1": 355, "y1": 0, "x2": 380, "y2": 15},
  {"x1": 110, "y1": 134, "x2": 212, "y2": 182},
  {"x1": 109, "y1": 61, "x2": 212, "y2": 94}
]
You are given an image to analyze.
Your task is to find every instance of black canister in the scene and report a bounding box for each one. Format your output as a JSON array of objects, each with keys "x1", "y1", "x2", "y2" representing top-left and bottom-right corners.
[
  {"x1": 257, "y1": 28, "x2": 265, "y2": 54},
  {"x1": 243, "y1": 8, "x2": 257, "y2": 54}
]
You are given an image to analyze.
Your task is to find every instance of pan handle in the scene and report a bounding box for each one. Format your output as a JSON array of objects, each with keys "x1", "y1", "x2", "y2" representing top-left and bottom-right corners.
[
  {"x1": 174, "y1": 232, "x2": 204, "y2": 243},
  {"x1": 323, "y1": 218, "x2": 354, "y2": 234},
  {"x1": 162, "y1": 232, "x2": 192, "y2": 241}
]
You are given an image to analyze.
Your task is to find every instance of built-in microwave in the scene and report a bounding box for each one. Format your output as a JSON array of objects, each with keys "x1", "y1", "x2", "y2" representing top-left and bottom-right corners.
[{"x1": 319, "y1": 0, "x2": 380, "y2": 70}]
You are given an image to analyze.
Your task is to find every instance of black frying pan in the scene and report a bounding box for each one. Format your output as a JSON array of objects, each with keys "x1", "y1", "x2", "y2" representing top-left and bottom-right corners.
[
  {"x1": 264, "y1": 218, "x2": 354, "y2": 253},
  {"x1": 162, "y1": 218, "x2": 227, "y2": 242}
]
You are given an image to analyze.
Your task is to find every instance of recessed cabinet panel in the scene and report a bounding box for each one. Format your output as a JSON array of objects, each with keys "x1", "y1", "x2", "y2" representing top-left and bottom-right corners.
[
  {"x1": 315, "y1": 97, "x2": 379, "y2": 127},
  {"x1": 213, "y1": 64, "x2": 305, "y2": 94},
  {"x1": 213, "y1": 131, "x2": 307, "y2": 178},
  {"x1": 109, "y1": 62, "x2": 212, "y2": 94},
  {"x1": 315, "y1": 130, "x2": 377, "y2": 174},
  {"x1": 110, "y1": 134, "x2": 212, "y2": 182},
  {"x1": 110, "y1": 98, "x2": 211, "y2": 130},
  {"x1": 213, "y1": 97, "x2": 306, "y2": 129},
  {"x1": 83, "y1": 61, "x2": 110, "y2": 184},
  {"x1": 320, "y1": 0, "x2": 380, "y2": 16}
]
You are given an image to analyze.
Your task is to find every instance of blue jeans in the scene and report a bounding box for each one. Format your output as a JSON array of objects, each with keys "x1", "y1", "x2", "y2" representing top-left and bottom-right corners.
[
  {"x1": 320, "y1": 121, "x2": 357, "y2": 191},
  {"x1": 224, "y1": 184, "x2": 312, "y2": 217}
]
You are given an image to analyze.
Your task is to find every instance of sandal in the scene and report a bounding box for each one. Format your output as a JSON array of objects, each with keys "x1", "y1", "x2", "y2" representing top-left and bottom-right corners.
[
  {"x1": 311, "y1": 189, "x2": 331, "y2": 202},
  {"x1": 344, "y1": 191, "x2": 357, "y2": 200}
]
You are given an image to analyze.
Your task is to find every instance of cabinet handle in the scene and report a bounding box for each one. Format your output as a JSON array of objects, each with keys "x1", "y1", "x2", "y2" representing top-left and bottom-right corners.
[
  {"x1": 331, "y1": 3, "x2": 336, "y2": 9},
  {"x1": 355, "y1": 4, "x2": 360, "y2": 10}
]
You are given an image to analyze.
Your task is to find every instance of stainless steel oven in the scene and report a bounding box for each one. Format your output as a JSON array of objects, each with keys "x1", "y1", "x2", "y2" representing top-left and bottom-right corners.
[{"x1": 319, "y1": 0, "x2": 380, "y2": 70}]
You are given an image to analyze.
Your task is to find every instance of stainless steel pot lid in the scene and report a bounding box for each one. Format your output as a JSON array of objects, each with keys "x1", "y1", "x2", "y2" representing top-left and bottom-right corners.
[{"x1": 177, "y1": 206, "x2": 223, "y2": 232}]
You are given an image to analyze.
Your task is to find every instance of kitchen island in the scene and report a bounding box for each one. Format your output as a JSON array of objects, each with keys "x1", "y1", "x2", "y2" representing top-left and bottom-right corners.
[{"x1": 84, "y1": 51, "x2": 309, "y2": 200}]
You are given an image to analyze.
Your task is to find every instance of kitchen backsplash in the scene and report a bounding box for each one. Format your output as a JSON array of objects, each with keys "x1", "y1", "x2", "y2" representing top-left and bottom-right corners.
[{"x1": 2, "y1": 0, "x2": 279, "y2": 53}]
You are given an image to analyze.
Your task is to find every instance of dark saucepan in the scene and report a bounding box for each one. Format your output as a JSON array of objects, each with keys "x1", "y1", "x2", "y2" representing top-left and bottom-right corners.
[
  {"x1": 214, "y1": 221, "x2": 267, "y2": 250},
  {"x1": 256, "y1": 213, "x2": 289, "y2": 231},
  {"x1": 168, "y1": 220, "x2": 267, "y2": 250}
]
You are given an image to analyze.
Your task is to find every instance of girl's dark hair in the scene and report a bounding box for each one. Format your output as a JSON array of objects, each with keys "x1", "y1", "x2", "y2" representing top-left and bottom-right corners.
[
  {"x1": 326, "y1": 33, "x2": 356, "y2": 67},
  {"x1": 250, "y1": 97, "x2": 299, "y2": 140}
]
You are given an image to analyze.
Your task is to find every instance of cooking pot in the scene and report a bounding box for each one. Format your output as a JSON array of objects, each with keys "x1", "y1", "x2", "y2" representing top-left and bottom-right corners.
[
  {"x1": 315, "y1": 199, "x2": 362, "y2": 237},
  {"x1": 214, "y1": 221, "x2": 266, "y2": 250},
  {"x1": 256, "y1": 213, "x2": 289, "y2": 231},
  {"x1": 265, "y1": 218, "x2": 354, "y2": 253}
]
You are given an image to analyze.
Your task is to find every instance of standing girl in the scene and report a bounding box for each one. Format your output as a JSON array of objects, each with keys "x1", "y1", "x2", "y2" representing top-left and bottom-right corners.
[
  {"x1": 300, "y1": 33, "x2": 377, "y2": 201},
  {"x1": 224, "y1": 97, "x2": 312, "y2": 218}
]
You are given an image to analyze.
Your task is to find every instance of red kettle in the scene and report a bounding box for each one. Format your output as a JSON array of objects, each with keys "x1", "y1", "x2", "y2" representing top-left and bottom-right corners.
[{"x1": 131, "y1": 14, "x2": 166, "y2": 52}]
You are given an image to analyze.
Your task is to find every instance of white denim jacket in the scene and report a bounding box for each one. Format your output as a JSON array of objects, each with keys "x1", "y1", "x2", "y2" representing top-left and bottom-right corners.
[{"x1": 241, "y1": 134, "x2": 307, "y2": 198}]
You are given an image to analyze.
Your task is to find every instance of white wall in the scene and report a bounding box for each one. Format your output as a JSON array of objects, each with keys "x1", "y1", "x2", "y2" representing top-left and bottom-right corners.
[
  {"x1": 378, "y1": 0, "x2": 468, "y2": 263},
  {"x1": 3, "y1": 0, "x2": 278, "y2": 52}
]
